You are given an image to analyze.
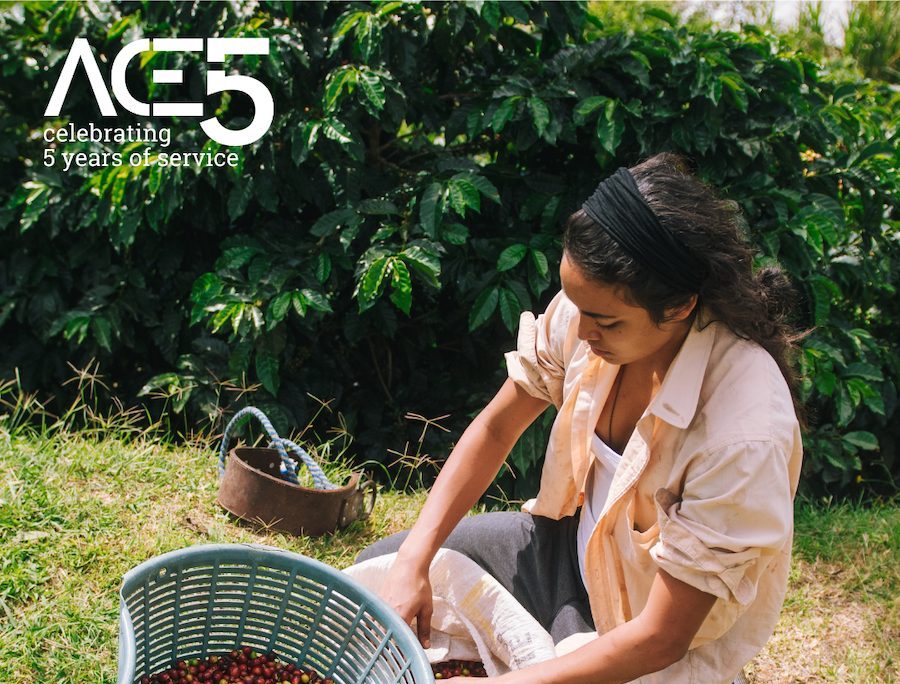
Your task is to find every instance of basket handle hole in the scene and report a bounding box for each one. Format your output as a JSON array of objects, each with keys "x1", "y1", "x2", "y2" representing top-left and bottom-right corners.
[{"x1": 158, "y1": 568, "x2": 168, "y2": 579}]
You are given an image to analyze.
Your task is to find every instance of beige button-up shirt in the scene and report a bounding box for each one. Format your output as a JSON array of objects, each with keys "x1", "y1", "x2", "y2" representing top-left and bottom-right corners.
[{"x1": 505, "y1": 291, "x2": 802, "y2": 684}]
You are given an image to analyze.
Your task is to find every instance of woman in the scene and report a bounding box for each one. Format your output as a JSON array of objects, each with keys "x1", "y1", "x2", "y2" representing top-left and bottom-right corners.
[{"x1": 358, "y1": 153, "x2": 803, "y2": 684}]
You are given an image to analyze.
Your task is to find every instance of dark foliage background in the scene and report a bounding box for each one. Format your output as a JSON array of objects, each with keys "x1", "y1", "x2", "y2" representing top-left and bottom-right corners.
[{"x1": 1, "y1": 1, "x2": 897, "y2": 499}]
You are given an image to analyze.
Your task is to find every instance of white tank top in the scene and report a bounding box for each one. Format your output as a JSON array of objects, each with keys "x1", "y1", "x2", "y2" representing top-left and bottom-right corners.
[{"x1": 577, "y1": 432, "x2": 623, "y2": 588}]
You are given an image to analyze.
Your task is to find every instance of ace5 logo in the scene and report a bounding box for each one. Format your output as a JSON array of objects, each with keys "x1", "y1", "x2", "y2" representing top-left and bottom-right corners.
[{"x1": 45, "y1": 37, "x2": 274, "y2": 146}]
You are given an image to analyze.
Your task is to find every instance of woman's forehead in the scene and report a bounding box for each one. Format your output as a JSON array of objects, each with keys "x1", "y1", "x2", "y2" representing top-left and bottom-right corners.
[{"x1": 560, "y1": 254, "x2": 642, "y2": 316}]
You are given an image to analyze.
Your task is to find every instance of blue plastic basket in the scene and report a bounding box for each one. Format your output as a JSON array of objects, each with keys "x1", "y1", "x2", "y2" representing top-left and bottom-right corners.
[{"x1": 117, "y1": 544, "x2": 433, "y2": 684}]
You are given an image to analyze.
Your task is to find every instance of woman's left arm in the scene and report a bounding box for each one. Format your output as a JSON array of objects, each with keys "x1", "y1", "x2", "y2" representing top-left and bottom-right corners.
[{"x1": 451, "y1": 569, "x2": 716, "y2": 684}]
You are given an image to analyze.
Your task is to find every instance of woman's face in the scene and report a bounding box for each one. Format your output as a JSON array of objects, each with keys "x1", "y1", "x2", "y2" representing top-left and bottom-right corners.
[{"x1": 559, "y1": 253, "x2": 696, "y2": 367}]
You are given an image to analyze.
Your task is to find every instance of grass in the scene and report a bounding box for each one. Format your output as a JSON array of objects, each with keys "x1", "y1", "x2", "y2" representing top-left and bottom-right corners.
[
  {"x1": 748, "y1": 498, "x2": 899, "y2": 683},
  {"x1": 0, "y1": 426, "x2": 429, "y2": 684},
  {"x1": 0, "y1": 378, "x2": 897, "y2": 683}
]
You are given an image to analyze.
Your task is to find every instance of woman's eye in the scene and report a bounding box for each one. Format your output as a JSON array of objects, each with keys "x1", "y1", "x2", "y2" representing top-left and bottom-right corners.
[{"x1": 596, "y1": 321, "x2": 619, "y2": 330}]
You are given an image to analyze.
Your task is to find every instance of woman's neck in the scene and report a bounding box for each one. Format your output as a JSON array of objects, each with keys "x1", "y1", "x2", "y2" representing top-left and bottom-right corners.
[{"x1": 628, "y1": 318, "x2": 693, "y2": 386}]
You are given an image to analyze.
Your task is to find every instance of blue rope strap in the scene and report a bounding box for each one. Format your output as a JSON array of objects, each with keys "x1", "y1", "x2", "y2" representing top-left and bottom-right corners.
[{"x1": 218, "y1": 406, "x2": 336, "y2": 490}]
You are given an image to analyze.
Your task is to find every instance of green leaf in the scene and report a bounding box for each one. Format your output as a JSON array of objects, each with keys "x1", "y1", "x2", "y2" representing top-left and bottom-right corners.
[
  {"x1": 448, "y1": 177, "x2": 480, "y2": 217},
  {"x1": 401, "y1": 245, "x2": 441, "y2": 288},
  {"x1": 19, "y1": 183, "x2": 51, "y2": 232},
  {"x1": 843, "y1": 362, "x2": 883, "y2": 382},
  {"x1": 190, "y1": 272, "x2": 223, "y2": 302},
  {"x1": 442, "y1": 222, "x2": 469, "y2": 245},
  {"x1": 148, "y1": 163, "x2": 163, "y2": 194},
  {"x1": 707, "y1": 76, "x2": 723, "y2": 105},
  {"x1": 311, "y1": 207, "x2": 357, "y2": 237},
  {"x1": 301, "y1": 288, "x2": 333, "y2": 313},
  {"x1": 315, "y1": 253, "x2": 332, "y2": 283},
  {"x1": 228, "y1": 339, "x2": 253, "y2": 376},
  {"x1": 574, "y1": 96, "x2": 606, "y2": 124},
  {"x1": 497, "y1": 244, "x2": 528, "y2": 272},
  {"x1": 498, "y1": 287, "x2": 522, "y2": 332},
  {"x1": 863, "y1": 391, "x2": 886, "y2": 416},
  {"x1": 465, "y1": 173, "x2": 501, "y2": 204},
  {"x1": 528, "y1": 258, "x2": 551, "y2": 297},
  {"x1": 112, "y1": 211, "x2": 140, "y2": 248},
  {"x1": 359, "y1": 256, "x2": 390, "y2": 307},
  {"x1": 469, "y1": 286, "x2": 499, "y2": 331},
  {"x1": 492, "y1": 96, "x2": 520, "y2": 132},
  {"x1": 190, "y1": 274, "x2": 223, "y2": 325},
  {"x1": 324, "y1": 66, "x2": 357, "y2": 113},
  {"x1": 227, "y1": 178, "x2": 254, "y2": 221},
  {"x1": 596, "y1": 100, "x2": 624, "y2": 155},
  {"x1": 505, "y1": 279, "x2": 531, "y2": 310},
  {"x1": 356, "y1": 13, "x2": 380, "y2": 62},
  {"x1": 255, "y1": 173, "x2": 279, "y2": 212},
  {"x1": 91, "y1": 317, "x2": 113, "y2": 352},
  {"x1": 853, "y1": 140, "x2": 894, "y2": 165},
  {"x1": 268, "y1": 292, "x2": 292, "y2": 325},
  {"x1": 621, "y1": 56, "x2": 650, "y2": 89},
  {"x1": 843, "y1": 431, "x2": 878, "y2": 451},
  {"x1": 642, "y1": 6, "x2": 677, "y2": 25},
  {"x1": 419, "y1": 182, "x2": 443, "y2": 237},
  {"x1": 389, "y1": 258, "x2": 412, "y2": 315},
  {"x1": 528, "y1": 96, "x2": 550, "y2": 138},
  {"x1": 836, "y1": 384, "x2": 855, "y2": 426},
  {"x1": 107, "y1": 15, "x2": 132, "y2": 40},
  {"x1": 480, "y1": 0, "x2": 501, "y2": 28},
  {"x1": 530, "y1": 249, "x2": 549, "y2": 279},
  {"x1": 332, "y1": 10, "x2": 366, "y2": 45},
  {"x1": 814, "y1": 368, "x2": 837, "y2": 397},
  {"x1": 110, "y1": 170, "x2": 128, "y2": 206},
  {"x1": 808, "y1": 275, "x2": 837, "y2": 326},
  {"x1": 375, "y1": 1, "x2": 404, "y2": 17},
  {"x1": 358, "y1": 70, "x2": 386, "y2": 113},
  {"x1": 138, "y1": 372, "x2": 181, "y2": 397},
  {"x1": 322, "y1": 118, "x2": 354, "y2": 146},
  {"x1": 291, "y1": 121, "x2": 321, "y2": 165},
  {"x1": 62, "y1": 315, "x2": 90, "y2": 344},
  {"x1": 720, "y1": 74, "x2": 749, "y2": 113},
  {"x1": 291, "y1": 291, "x2": 308, "y2": 317},
  {"x1": 220, "y1": 244, "x2": 261, "y2": 270},
  {"x1": 255, "y1": 348, "x2": 280, "y2": 396}
]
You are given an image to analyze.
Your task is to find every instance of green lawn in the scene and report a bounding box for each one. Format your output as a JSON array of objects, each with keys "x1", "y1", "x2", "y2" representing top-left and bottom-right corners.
[{"x1": 1, "y1": 425, "x2": 896, "y2": 683}]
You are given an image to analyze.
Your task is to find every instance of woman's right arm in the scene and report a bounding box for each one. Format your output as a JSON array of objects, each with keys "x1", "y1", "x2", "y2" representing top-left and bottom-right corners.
[{"x1": 380, "y1": 377, "x2": 549, "y2": 645}]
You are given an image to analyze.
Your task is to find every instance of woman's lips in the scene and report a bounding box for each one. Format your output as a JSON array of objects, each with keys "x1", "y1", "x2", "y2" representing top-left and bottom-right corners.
[{"x1": 588, "y1": 344, "x2": 611, "y2": 356}]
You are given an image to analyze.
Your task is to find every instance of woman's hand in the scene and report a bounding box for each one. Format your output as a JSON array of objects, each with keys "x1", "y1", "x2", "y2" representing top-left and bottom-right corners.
[{"x1": 379, "y1": 556, "x2": 434, "y2": 647}]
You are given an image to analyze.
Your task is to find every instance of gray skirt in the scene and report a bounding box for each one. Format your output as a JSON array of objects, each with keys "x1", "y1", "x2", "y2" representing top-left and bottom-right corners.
[{"x1": 356, "y1": 511, "x2": 595, "y2": 643}]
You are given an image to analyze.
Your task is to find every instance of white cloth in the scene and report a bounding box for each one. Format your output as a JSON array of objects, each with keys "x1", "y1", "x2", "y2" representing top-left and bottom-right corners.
[
  {"x1": 577, "y1": 433, "x2": 622, "y2": 587},
  {"x1": 344, "y1": 549, "x2": 557, "y2": 676}
]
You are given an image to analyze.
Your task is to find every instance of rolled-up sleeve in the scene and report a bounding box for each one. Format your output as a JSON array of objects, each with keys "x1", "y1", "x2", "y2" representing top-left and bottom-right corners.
[
  {"x1": 504, "y1": 291, "x2": 575, "y2": 407},
  {"x1": 649, "y1": 439, "x2": 793, "y2": 606}
]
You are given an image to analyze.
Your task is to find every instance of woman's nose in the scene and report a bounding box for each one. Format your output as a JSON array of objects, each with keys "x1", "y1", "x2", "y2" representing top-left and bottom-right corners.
[{"x1": 577, "y1": 315, "x2": 600, "y2": 341}]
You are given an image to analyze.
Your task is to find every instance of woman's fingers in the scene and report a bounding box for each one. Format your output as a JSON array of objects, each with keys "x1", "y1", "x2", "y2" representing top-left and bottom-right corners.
[{"x1": 416, "y1": 595, "x2": 433, "y2": 648}]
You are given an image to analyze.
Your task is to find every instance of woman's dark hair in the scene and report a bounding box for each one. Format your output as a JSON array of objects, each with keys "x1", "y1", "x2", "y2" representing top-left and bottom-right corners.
[{"x1": 564, "y1": 152, "x2": 806, "y2": 423}]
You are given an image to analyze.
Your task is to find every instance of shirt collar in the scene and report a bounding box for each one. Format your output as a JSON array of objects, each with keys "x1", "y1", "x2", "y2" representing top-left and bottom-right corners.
[{"x1": 646, "y1": 310, "x2": 717, "y2": 429}]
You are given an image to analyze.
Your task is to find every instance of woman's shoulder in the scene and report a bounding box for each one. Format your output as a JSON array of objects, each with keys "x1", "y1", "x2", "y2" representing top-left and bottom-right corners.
[
  {"x1": 532, "y1": 290, "x2": 584, "y2": 360},
  {"x1": 698, "y1": 320, "x2": 799, "y2": 445}
]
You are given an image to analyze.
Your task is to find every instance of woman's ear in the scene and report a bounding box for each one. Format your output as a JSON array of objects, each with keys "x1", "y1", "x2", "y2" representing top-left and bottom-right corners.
[{"x1": 666, "y1": 295, "x2": 698, "y2": 322}]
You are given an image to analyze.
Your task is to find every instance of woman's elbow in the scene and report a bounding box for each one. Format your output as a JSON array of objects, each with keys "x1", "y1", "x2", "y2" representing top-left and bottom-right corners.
[
  {"x1": 656, "y1": 637, "x2": 691, "y2": 669},
  {"x1": 632, "y1": 642, "x2": 685, "y2": 674},
  {"x1": 637, "y1": 626, "x2": 692, "y2": 672}
]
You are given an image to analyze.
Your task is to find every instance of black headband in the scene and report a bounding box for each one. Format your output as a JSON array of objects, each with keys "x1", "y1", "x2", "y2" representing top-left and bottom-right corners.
[{"x1": 581, "y1": 167, "x2": 707, "y2": 293}]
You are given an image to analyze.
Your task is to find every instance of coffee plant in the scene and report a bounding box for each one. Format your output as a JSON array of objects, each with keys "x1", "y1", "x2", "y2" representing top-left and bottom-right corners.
[{"x1": 1, "y1": 1, "x2": 897, "y2": 497}]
